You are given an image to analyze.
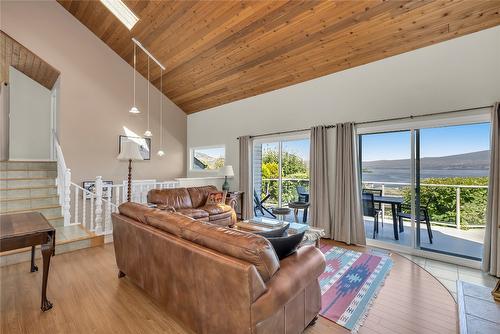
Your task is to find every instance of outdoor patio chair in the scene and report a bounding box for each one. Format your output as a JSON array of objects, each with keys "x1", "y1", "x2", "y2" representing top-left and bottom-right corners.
[
  {"x1": 362, "y1": 193, "x2": 381, "y2": 239},
  {"x1": 362, "y1": 188, "x2": 383, "y2": 226},
  {"x1": 296, "y1": 185, "x2": 309, "y2": 203},
  {"x1": 253, "y1": 188, "x2": 277, "y2": 218},
  {"x1": 397, "y1": 202, "x2": 433, "y2": 244}
]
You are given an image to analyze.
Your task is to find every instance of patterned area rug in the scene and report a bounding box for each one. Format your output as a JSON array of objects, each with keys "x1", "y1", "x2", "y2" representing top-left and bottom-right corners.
[{"x1": 319, "y1": 245, "x2": 393, "y2": 332}]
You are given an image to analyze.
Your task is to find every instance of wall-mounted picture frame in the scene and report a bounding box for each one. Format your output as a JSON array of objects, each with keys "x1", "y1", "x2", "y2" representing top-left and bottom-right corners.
[
  {"x1": 82, "y1": 180, "x2": 114, "y2": 199},
  {"x1": 119, "y1": 135, "x2": 151, "y2": 160}
]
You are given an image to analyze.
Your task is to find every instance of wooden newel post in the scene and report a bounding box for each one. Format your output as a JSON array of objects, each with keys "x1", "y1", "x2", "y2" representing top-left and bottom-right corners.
[
  {"x1": 95, "y1": 176, "x2": 103, "y2": 234},
  {"x1": 127, "y1": 159, "x2": 132, "y2": 202}
]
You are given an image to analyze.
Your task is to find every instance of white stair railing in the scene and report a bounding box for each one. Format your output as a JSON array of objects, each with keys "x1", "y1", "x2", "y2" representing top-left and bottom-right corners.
[
  {"x1": 53, "y1": 130, "x2": 71, "y2": 226},
  {"x1": 68, "y1": 178, "x2": 179, "y2": 235}
]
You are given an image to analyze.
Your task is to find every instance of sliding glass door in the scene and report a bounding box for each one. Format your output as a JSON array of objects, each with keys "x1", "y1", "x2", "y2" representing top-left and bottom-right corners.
[
  {"x1": 359, "y1": 121, "x2": 490, "y2": 260},
  {"x1": 416, "y1": 123, "x2": 490, "y2": 260},
  {"x1": 360, "y1": 130, "x2": 412, "y2": 247},
  {"x1": 253, "y1": 136, "x2": 310, "y2": 222}
]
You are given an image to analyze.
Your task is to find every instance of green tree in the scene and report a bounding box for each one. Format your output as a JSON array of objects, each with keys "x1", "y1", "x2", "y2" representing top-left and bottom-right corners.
[
  {"x1": 260, "y1": 149, "x2": 309, "y2": 206},
  {"x1": 401, "y1": 177, "x2": 488, "y2": 229}
]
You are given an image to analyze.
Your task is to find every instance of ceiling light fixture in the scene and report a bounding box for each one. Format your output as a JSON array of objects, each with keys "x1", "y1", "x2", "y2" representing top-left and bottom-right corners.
[
  {"x1": 100, "y1": 0, "x2": 138, "y2": 31},
  {"x1": 129, "y1": 43, "x2": 140, "y2": 114},
  {"x1": 129, "y1": 38, "x2": 165, "y2": 139},
  {"x1": 144, "y1": 57, "x2": 152, "y2": 137},
  {"x1": 157, "y1": 69, "x2": 165, "y2": 157}
]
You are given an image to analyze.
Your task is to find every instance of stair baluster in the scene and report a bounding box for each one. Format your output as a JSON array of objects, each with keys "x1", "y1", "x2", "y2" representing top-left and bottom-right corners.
[{"x1": 94, "y1": 176, "x2": 103, "y2": 234}]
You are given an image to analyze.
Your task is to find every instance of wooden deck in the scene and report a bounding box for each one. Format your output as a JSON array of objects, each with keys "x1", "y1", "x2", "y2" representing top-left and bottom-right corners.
[{"x1": 0, "y1": 241, "x2": 458, "y2": 334}]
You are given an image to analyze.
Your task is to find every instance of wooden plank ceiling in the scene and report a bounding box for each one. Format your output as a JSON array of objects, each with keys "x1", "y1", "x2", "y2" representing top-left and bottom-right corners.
[
  {"x1": 0, "y1": 31, "x2": 60, "y2": 90},
  {"x1": 58, "y1": 0, "x2": 500, "y2": 114}
]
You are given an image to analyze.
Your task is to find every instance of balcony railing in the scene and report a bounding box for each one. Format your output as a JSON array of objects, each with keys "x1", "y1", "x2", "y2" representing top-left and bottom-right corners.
[
  {"x1": 258, "y1": 178, "x2": 487, "y2": 229},
  {"x1": 362, "y1": 181, "x2": 487, "y2": 229},
  {"x1": 260, "y1": 178, "x2": 309, "y2": 207}
]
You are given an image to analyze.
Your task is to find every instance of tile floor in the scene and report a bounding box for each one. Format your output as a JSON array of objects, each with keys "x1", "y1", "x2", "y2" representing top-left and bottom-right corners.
[{"x1": 399, "y1": 253, "x2": 499, "y2": 301}]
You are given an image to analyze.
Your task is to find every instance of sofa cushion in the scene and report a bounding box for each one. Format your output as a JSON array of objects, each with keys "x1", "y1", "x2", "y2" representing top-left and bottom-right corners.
[
  {"x1": 200, "y1": 203, "x2": 232, "y2": 215},
  {"x1": 187, "y1": 185, "x2": 218, "y2": 208},
  {"x1": 267, "y1": 231, "x2": 305, "y2": 260},
  {"x1": 148, "y1": 188, "x2": 193, "y2": 209},
  {"x1": 177, "y1": 208, "x2": 210, "y2": 220},
  {"x1": 145, "y1": 211, "x2": 195, "y2": 237},
  {"x1": 181, "y1": 222, "x2": 280, "y2": 282},
  {"x1": 118, "y1": 202, "x2": 157, "y2": 224}
]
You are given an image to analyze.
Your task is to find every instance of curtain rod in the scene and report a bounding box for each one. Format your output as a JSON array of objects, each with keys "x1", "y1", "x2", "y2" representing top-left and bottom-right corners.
[{"x1": 236, "y1": 104, "x2": 493, "y2": 140}]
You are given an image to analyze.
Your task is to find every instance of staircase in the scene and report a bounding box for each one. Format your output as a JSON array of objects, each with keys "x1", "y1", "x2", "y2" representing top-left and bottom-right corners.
[{"x1": 0, "y1": 161, "x2": 102, "y2": 267}]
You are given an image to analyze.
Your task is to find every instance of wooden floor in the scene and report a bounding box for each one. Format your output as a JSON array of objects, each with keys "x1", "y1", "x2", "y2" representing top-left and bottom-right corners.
[{"x1": 0, "y1": 240, "x2": 458, "y2": 334}]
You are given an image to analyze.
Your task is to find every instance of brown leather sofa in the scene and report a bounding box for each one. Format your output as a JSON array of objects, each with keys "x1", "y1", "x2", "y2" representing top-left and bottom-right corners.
[
  {"x1": 113, "y1": 202, "x2": 326, "y2": 334},
  {"x1": 147, "y1": 185, "x2": 236, "y2": 227}
]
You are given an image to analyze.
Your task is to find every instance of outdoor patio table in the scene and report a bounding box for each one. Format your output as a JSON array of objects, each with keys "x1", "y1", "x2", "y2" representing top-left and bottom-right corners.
[{"x1": 372, "y1": 195, "x2": 404, "y2": 240}]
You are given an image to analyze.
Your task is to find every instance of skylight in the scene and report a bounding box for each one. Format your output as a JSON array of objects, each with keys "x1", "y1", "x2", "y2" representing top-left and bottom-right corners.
[{"x1": 100, "y1": 0, "x2": 138, "y2": 30}]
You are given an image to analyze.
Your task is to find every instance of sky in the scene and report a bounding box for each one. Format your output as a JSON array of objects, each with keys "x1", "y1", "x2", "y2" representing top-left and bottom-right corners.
[
  {"x1": 263, "y1": 139, "x2": 310, "y2": 160},
  {"x1": 362, "y1": 122, "x2": 491, "y2": 162},
  {"x1": 195, "y1": 147, "x2": 225, "y2": 158}
]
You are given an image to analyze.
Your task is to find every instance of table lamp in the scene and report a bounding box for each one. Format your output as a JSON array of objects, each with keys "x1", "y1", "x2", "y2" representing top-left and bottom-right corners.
[
  {"x1": 221, "y1": 165, "x2": 234, "y2": 191},
  {"x1": 117, "y1": 140, "x2": 144, "y2": 201}
]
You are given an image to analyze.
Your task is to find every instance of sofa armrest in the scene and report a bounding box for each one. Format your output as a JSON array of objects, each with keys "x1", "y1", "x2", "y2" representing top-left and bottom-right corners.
[
  {"x1": 251, "y1": 245, "x2": 326, "y2": 323},
  {"x1": 225, "y1": 196, "x2": 237, "y2": 209}
]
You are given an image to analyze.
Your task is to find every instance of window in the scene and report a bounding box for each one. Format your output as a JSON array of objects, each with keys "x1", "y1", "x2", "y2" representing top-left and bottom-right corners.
[{"x1": 191, "y1": 146, "x2": 225, "y2": 171}]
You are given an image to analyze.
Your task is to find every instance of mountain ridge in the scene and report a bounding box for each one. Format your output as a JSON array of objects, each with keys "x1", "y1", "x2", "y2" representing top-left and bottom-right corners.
[{"x1": 363, "y1": 150, "x2": 489, "y2": 170}]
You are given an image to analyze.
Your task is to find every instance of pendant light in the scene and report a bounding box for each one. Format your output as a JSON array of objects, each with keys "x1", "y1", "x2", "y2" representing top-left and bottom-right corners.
[
  {"x1": 129, "y1": 43, "x2": 140, "y2": 114},
  {"x1": 157, "y1": 69, "x2": 165, "y2": 157},
  {"x1": 144, "y1": 57, "x2": 152, "y2": 137}
]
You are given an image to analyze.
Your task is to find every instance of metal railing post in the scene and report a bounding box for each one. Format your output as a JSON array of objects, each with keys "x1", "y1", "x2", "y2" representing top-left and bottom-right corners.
[
  {"x1": 456, "y1": 187, "x2": 461, "y2": 230},
  {"x1": 381, "y1": 184, "x2": 385, "y2": 222}
]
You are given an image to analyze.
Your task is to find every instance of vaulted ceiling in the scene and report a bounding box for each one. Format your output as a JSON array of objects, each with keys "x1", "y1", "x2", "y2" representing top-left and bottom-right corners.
[
  {"x1": 1, "y1": 31, "x2": 60, "y2": 90},
  {"x1": 58, "y1": 0, "x2": 500, "y2": 114}
]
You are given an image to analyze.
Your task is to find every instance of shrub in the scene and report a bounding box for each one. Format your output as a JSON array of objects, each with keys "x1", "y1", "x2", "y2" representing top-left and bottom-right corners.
[{"x1": 402, "y1": 177, "x2": 488, "y2": 230}]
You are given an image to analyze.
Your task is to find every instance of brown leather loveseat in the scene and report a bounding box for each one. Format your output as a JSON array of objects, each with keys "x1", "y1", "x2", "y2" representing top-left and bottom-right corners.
[
  {"x1": 147, "y1": 185, "x2": 236, "y2": 227},
  {"x1": 112, "y1": 202, "x2": 326, "y2": 334}
]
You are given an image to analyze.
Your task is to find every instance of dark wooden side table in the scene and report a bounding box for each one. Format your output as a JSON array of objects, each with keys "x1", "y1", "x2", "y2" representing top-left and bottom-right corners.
[
  {"x1": 0, "y1": 212, "x2": 56, "y2": 311},
  {"x1": 288, "y1": 201, "x2": 310, "y2": 223},
  {"x1": 226, "y1": 191, "x2": 244, "y2": 220}
]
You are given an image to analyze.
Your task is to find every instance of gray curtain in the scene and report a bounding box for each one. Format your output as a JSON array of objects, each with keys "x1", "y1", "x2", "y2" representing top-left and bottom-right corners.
[
  {"x1": 331, "y1": 123, "x2": 366, "y2": 245},
  {"x1": 239, "y1": 135, "x2": 253, "y2": 220},
  {"x1": 309, "y1": 126, "x2": 332, "y2": 237},
  {"x1": 482, "y1": 102, "x2": 500, "y2": 277}
]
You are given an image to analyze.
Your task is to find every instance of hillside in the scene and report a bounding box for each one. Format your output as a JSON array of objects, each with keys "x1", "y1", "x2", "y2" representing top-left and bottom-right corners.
[{"x1": 363, "y1": 150, "x2": 490, "y2": 170}]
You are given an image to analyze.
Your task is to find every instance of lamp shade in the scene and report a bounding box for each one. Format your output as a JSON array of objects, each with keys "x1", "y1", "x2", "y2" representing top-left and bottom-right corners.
[
  {"x1": 117, "y1": 140, "x2": 144, "y2": 161},
  {"x1": 220, "y1": 165, "x2": 234, "y2": 177}
]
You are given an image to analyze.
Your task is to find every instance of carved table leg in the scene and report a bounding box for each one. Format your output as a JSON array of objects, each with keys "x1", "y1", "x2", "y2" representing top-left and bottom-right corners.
[
  {"x1": 40, "y1": 233, "x2": 54, "y2": 311},
  {"x1": 30, "y1": 246, "x2": 38, "y2": 272}
]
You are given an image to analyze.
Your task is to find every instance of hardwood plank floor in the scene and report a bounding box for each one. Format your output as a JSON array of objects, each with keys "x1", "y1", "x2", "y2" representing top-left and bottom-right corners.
[{"x1": 0, "y1": 240, "x2": 458, "y2": 334}]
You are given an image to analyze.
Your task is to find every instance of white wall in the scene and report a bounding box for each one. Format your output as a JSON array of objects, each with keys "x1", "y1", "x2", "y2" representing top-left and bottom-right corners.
[
  {"x1": 187, "y1": 26, "x2": 500, "y2": 189},
  {"x1": 9, "y1": 67, "x2": 52, "y2": 160}
]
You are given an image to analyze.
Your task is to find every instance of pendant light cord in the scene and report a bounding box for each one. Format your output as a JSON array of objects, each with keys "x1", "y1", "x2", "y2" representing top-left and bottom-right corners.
[
  {"x1": 160, "y1": 69, "x2": 163, "y2": 147},
  {"x1": 147, "y1": 57, "x2": 150, "y2": 130},
  {"x1": 133, "y1": 43, "x2": 136, "y2": 106}
]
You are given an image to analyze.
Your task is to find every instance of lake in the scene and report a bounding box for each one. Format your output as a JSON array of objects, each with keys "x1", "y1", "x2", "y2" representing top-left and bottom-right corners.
[{"x1": 362, "y1": 168, "x2": 489, "y2": 183}]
